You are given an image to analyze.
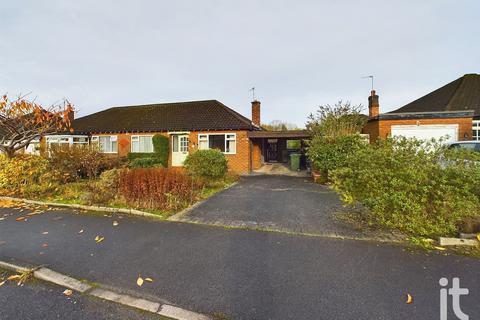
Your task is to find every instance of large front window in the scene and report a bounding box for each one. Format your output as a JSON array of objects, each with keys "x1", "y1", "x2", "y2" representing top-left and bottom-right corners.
[
  {"x1": 473, "y1": 120, "x2": 480, "y2": 140},
  {"x1": 131, "y1": 135, "x2": 154, "y2": 153},
  {"x1": 92, "y1": 135, "x2": 118, "y2": 153},
  {"x1": 198, "y1": 133, "x2": 236, "y2": 154}
]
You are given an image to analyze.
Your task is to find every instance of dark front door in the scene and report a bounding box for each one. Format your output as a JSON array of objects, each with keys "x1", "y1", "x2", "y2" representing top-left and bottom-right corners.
[{"x1": 266, "y1": 140, "x2": 278, "y2": 162}]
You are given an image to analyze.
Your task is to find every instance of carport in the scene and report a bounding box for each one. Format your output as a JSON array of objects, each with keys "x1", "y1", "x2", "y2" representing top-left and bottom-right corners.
[{"x1": 248, "y1": 130, "x2": 311, "y2": 171}]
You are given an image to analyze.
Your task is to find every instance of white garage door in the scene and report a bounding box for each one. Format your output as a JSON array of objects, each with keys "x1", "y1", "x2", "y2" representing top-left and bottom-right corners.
[{"x1": 391, "y1": 124, "x2": 459, "y2": 143}]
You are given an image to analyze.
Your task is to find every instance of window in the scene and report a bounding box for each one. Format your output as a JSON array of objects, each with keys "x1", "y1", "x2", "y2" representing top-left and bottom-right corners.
[
  {"x1": 46, "y1": 135, "x2": 89, "y2": 149},
  {"x1": 131, "y1": 135, "x2": 153, "y2": 153},
  {"x1": 173, "y1": 135, "x2": 189, "y2": 152},
  {"x1": 473, "y1": 120, "x2": 480, "y2": 140},
  {"x1": 197, "y1": 133, "x2": 236, "y2": 154},
  {"x1": 286, "y1": 140, "x2": 301, "y2": 150},
  {"x1": 93, "y1": 135, "x2": 118, "y2": 153}
]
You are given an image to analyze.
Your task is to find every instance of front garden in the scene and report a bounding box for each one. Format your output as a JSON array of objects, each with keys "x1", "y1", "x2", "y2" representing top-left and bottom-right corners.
[
  {"x1": 0, "y1": 144, "x2": 236, "y2": 218},
  {"x1": 306, "y1": 101, "x2": 480, "y2": 243}
]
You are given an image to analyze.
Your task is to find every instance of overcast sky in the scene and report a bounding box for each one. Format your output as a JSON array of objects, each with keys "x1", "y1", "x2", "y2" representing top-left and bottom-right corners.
[{"x1": 1, "y1": 0, "x2": 479, "y2": 127}]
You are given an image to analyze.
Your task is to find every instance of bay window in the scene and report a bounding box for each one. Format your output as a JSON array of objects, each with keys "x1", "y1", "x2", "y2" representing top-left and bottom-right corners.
[
  {"x1": 131, "y1": 135, "x2": 154, "y2": 153},
  {"x1": 197, "y1": 133, "x2": 236, "y2": 154}
]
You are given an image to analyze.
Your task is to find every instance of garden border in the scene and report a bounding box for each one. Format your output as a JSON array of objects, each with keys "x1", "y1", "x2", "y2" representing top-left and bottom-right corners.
[{"x1": 0, "y1": 196, "x2": 160, "y2": 219}]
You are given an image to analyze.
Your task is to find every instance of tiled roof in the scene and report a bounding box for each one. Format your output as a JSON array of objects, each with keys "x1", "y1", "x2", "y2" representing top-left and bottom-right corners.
[
  {"x1": 72, "y1": 100, "x2": 256, "y2": 134},
  {"x1": 390, "y1": 74, "x2": 480, "y2": 115}
]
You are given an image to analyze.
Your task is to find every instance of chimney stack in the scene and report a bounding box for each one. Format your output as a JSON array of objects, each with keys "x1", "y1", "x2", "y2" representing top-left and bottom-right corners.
[
  {"x1": 368, "y1": 90, "x2": 379, "y2": 118},
  {"x1": 251, "y1": 100, "x2": 261, "y2": 126}
]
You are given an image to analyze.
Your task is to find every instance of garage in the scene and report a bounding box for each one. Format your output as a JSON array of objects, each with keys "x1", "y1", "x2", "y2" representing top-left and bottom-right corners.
[{"x1": 391, "y1": 124, "x2": 459, "y2": 143}]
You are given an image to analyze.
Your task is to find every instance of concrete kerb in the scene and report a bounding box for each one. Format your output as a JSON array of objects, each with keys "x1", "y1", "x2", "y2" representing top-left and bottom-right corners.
[
  {"x1": 0, "y1": 259, "x2": 211, "y2": 320},
  {"x1": 0, "y1": 196, "x2": 159, "y2": 219}
]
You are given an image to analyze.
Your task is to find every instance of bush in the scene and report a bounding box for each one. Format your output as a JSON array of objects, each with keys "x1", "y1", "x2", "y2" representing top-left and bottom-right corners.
[
  {"x1": 307, "y1": 134, "x2": 366, "y2": 182},
  {"x1": 80, "y1": 169, "x2": 120, "y2": 205},
  {"x1": 184, "y1": 149, "x2": 228, "y2": 181},
  {"x1": 331, "y1": 137, "x2": 480, "y2": 237},
  {"x1": 0, "y1": 154, "x2": 56, "y2": 196},
  {"x1": 119, "y1": 168, "x2": 201, "y2": 210},
  {"x1": 127, "y1": 134, "x2": 169, "y2": 168},
  {"x1": 129, "y1": 157, "x2": 163, "y2": 168},
  {"x1": 48, "y1": 145, "x2": 117, "y2": 182}
]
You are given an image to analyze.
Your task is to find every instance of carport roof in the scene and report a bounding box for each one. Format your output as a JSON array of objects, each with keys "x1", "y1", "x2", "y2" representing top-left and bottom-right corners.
[{"x1": 248, "y1": 130, "x2": 311, "y2": 139}]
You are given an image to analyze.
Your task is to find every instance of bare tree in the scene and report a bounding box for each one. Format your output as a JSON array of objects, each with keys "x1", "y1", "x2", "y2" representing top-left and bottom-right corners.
[{"x1": 0, "y1": 94, "x2": 73, "y2": 158}]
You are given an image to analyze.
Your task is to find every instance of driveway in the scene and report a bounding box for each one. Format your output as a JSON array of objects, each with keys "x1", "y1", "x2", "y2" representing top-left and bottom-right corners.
[{"x1": 173, "y1": 175, "x2": 377, "y2": 239}]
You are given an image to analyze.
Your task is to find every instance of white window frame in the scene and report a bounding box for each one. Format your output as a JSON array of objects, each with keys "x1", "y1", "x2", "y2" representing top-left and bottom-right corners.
[
  {"x1": 197, "y1": 133, "x2": 237, "y2": 155},
  {"x1": 473, "y1": 120, "x2": 480, "y2": 141},
  {"x1": 46, "y1": 135, "x2": 89, "y2": 148},
  {"x1": 92, "y1": 135, "x2": 118, "y2": 154},
  {"x1": 131, "y1": 135, "x2": 154, "y2": 153}
]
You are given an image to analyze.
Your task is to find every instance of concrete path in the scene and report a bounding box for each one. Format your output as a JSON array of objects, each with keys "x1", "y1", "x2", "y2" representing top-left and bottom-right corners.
[
  {"x1": 175, "y1": 175, "x2": 386, "y2": 239},
  {"x1": 0, "y1": 206, "x2": 479, "y2": 320}
]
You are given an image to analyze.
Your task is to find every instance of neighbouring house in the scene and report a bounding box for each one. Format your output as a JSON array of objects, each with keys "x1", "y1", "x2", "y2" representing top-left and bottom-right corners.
[
  {"x1": 27, "y1": 99, "x2": 309, "y2": 174},
  {"x1": 363, "y1": 74, "x2": 480, "y2": 143}
]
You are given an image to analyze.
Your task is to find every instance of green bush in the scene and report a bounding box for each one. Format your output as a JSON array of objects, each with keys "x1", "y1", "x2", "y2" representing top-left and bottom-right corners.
[
  {"x1": 80, "y1": 168, "x2": 120, "y2": 205},
  {"x1": 306, "y1": 134, "x2": 366, "y2": 182},
  {"x1": 152, "y1": 134, "x2": 169, "y2": 167},
  {"x1": 331, "y1": 137, "x2": 480, "y2": 237},
  {"x1": 127, "y1": 134, "x2": 169, "y2": 167},
  {"x1": 184, "y1": 149, "x2": 228, "y2": 181},
  {"x1": 129, "y1": 157, "x2": 163, "y2": 168}
]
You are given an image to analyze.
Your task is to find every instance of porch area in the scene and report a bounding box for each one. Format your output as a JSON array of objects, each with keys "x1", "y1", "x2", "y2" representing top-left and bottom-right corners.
[{"x1": 248, "y1": 130, "x2": 311, "y2": 175}]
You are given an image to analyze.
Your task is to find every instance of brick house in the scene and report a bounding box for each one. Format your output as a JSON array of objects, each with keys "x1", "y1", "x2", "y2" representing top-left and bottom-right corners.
[
  {"x1": 363, "y1": 74, "x2": 480, "y2": 143},
  {"x1": 40, "y1": 99, "x2": 309, "y2": 174}
]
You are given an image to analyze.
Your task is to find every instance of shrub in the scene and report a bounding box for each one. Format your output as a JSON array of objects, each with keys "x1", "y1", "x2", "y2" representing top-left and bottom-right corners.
[
  {"x1": 152, "y1": 134, "x2": 169, "y2": 167},
  {"x1": 119, "y1": 168, "x2": 201, "y2": 210},
  {"x1": 184, "y1": 149, "x2": 228, "y2": 181},
  {"x1": 0, "y1": 154, "x2": 56, "y2": 196},
  {"x1": 306, "y1": 134, "x2": 366, "y2": 182},
  {"x1": 129, "y1": 157, "x2": 163, "y2": 168},
  {"x1": 331, "y1": 137, "x2": 480, "y2": 237},
  {"x1": 48, "y1": 145, "x2": 117, "y2": 182},
  {"x1": 80, "y1": 168, "x2": 120, "y2": 205}
]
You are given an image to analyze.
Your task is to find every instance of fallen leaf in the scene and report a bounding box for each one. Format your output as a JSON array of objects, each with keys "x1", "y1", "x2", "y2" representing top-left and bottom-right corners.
[
  {"x1": 0, "y1": 281, "x2": 5, "y2": 287},
  {"x1": 95, "y1": 236, "x2": 104, "y2": 243},
  {"x1": 42, "y1": 231, "x2": 49, "y2": 235},
  {"x1": 477, "y1": 233, "x2": 480, "y2": 242},
  {"x1": 94, "y1": 235, "x2": 99, "y2": 241},
  {"x1": 0, "y1": 217, "x2": 5, "y2": 221},
  {"x1": 42, "y1": 243, "x2": 49, "y2": 248},
  {"x1": 0, "y1": 241, "x2": 6, "y2": 245},
  {"x1": 63, "y1": 289, "x2": 73, "y2": 296},
  {"x1": 53, "y1": 216, "x2": 62, "y2": 221},
  {"x1": 434, "y1": 246, "x2": 446, "y2": 251},
  {"x1": 15, "y1": 216, "x2": 26, "y2": 222},
  {"x1": 145, "y1": 277, "x2": 153, "y2": 282},
  {"x1": 136, "y1": 276, "x2": 144, "y2": 286},
  {"x1": 112, "y1": 221, "x2": 119, "y2": 226},
  {"x1": 406, "y1": 293, "x2": 413, "y2": 304},
  {"x1": 78, "y1": 229, "x2": 84, "y2": 234},
  {"x1": 7, "y1": 275, "x2": 21, "y2": 281}
]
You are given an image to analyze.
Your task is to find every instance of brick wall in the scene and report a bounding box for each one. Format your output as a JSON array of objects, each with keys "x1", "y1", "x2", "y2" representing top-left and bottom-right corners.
[
  {"x1": 364, "y1": 117, "x2": 473, "y2": 142},
  {"x1": 251, "y1": 139, "x2": 263, "y2": 170},
  {"x1": 189, "y1": 130, "x2": 251, "y2": 174}
]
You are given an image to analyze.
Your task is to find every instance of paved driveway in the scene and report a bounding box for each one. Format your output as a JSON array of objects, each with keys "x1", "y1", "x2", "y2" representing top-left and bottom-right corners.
[{"x1": 174, "y1": 175, "x2": 372, "y2": 238}]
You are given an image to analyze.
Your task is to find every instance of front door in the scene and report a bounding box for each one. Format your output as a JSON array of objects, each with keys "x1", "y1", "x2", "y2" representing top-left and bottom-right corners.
[{"x1": 172, "y1": 134, "x2": 189, "y2": 166}]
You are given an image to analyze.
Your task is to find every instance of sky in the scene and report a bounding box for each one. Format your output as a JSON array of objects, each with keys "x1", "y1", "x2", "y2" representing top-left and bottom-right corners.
[{"x1": 1, "y1": 0, "x2": 479, "y2": 128}]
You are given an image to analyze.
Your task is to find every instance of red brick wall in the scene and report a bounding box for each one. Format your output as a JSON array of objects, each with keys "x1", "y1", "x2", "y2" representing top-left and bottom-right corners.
[
  {"x1": 189, "y1": 130, "x2": 251, "y2": 174},
  {"x1": 363, "y1": 117, "x2": 473, "y2": 142}
]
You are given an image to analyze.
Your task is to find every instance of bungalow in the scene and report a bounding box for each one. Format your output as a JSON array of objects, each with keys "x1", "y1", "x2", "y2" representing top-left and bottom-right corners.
[
  {"x1": 363, "y1": 74, "x2": 480, "y2": 143},
  {"x1": 43, "y1": 99, "x2": 309, "y2": 174}
]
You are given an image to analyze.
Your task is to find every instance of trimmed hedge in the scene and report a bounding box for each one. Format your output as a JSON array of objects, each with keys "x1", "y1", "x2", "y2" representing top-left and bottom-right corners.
[
  {"x1": 152, "y1": 134, "x2": 169, "y2": 167},
  {"x1": 129, "y1": 157, "x2": 164, "y2": 168},
  {"x1": 184, "y1": 149, "x2": 228, "y2": 181}
]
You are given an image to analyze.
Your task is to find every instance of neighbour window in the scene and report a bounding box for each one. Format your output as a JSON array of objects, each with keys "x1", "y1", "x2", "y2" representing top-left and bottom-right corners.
[
  {"x1": 473, "y1": 120, "x2": 480, "y2": 141},
  {"x1": 197, "y1": 133, "x2": 236, "y2": 154},
  {"x1": 286, "y1": 140, "x2": 301, "y2": 150},
  {"x1": 131, "y1": 135, "x2": 154, "y2": 153},
  {"x1": 93, "y1": 135, "x2": 118, "y2": 153}
]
